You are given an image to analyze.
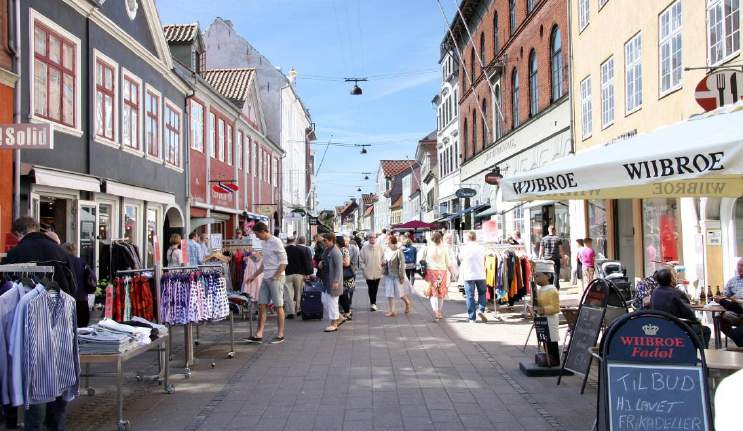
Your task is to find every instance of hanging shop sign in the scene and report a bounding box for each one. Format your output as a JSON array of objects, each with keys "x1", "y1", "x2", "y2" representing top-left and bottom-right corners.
[
  {"x1": 597, "y1": 311, "x2": 712, "y2": 431},
  {"x1": 308, "y1": 216, "x2": 319, "y2": 226},
  {"x1": 256, "y1": 204, "x2": 276, "y2": 218},
  {"x1": 455, "y1": 187, "x2": 477, "y2": 199},
  {"x1": 0, "y1": 123, "x2": 53, "y2": 150},
  {"x1": 209, "y1": 233, "x2": 223, "y2": 250},
  {"x1": 694, "y1": 70, "x2": 743, "y2": 112}
]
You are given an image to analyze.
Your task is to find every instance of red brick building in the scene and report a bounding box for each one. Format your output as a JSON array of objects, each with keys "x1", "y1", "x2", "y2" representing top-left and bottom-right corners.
[
  {"x1": 447, "y1": 0, "x2": 574, "y2": 269},
  {"x1": 0, "y1": 0, "x2": 15, "y2": 250}
]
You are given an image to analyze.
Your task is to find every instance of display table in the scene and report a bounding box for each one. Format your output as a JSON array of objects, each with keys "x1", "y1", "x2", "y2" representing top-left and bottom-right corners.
[
  {"x1": 80, "y1": 335, "x2": 173, "y2": 431},
  {"x1": 704, "y1": 349, "x2": 743, "y2": 371},
  {"x1": 691, "y1": 304, "x2": 726, "y2": 349}
]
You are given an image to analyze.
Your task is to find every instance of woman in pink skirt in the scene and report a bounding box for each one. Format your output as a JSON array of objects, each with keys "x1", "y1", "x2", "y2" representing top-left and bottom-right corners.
[{"x1": 423, "y1": 231, "x2": 450, "y2": 321}]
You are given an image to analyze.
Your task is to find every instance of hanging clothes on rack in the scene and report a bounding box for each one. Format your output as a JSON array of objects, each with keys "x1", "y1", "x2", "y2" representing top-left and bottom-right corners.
[
  {"x1": 160, "y1": 267, "x2": 229, "y2": 326},
  {"x1": 111, "y1": 276, "x2": 155, "y2": 322},
  {"x1": 241, "y1": 252, "x2": 263, "y2": 301},
  {"x1": 110, "y1": 240, "x2": 142, "y2": 279}
]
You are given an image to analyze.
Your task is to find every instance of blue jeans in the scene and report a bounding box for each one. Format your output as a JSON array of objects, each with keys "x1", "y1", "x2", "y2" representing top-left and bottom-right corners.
[{"x1": 464, "y1": 280, "x2": 487, "y2": 321}]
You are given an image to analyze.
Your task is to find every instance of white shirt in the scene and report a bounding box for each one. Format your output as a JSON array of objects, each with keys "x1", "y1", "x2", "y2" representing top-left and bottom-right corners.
[
  {"x1": 261, "y1": 236, "x2": 288, "y2": 278},
  {"x1": 715, "y1": 368, "x2": 743, "y2": 430},
  {"x1": 458, "y1": 241, "x2": 486, "y2": 281}
]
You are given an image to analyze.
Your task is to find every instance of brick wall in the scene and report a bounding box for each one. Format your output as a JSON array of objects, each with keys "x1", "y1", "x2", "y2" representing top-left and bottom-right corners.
[{"x1": 457, "y1": 0, "x2": 568, "y2": 162}]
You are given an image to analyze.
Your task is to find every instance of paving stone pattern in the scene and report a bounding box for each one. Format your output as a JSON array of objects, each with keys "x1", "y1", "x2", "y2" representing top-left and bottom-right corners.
[{"x1": 28, "y1": 277, "x2": 597, "y2": 431}]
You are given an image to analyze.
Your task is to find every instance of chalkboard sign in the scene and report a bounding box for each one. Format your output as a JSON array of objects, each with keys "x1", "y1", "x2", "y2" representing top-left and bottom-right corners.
[
  {"x1": 606, "y1": 364, "x2": 709, "y2": 431},
  {"x1": 535, "y1": 316, "x2": 550, "y2": 343},
  {"x1": 564, "y1": 306, "x2": 605, "y2": 376}
]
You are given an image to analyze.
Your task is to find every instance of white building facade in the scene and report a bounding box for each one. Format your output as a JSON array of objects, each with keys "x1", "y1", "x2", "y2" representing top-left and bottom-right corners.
[{"x1": 436, "y1": 50, "x2": 461, "y2": 219}]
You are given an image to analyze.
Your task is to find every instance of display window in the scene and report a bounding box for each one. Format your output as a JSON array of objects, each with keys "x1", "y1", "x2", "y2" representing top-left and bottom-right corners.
[
  {"x1": 588, "y1": 199, "x2": 608, "y2": 259},
  {"x1": 642, "y1": 198, "x2": 683, "y2": 276}
]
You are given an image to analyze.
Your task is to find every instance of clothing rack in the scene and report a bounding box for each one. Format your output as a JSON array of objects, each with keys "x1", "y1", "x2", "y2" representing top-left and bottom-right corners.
[
  {"x1": 0, "y1": 264, "x2": 54, "y2": 273},
  {"x1": 160, "y1": 263, "x2": 234, "y2": 378},
  {"x1": 482, "y1": 244, "x2": 529, "y2": 320},
  {"x1": 116, "y1": 268, "x2": 155, "y2": 275}
]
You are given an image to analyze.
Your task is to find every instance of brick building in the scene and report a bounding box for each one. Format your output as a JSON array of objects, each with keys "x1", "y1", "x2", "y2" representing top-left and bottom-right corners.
[{"x1": 447, "y1": 0, "x2": 576, "y2": 279}]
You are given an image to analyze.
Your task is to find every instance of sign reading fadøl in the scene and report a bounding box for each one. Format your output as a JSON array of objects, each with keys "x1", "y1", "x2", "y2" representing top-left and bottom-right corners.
[{"x1": 0, "y1": 123, "x2": 53, "y2": 150}]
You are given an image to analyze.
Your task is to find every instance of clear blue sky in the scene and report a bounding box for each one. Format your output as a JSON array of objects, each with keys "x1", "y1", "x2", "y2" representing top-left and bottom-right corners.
[{"x1": 157, "y1": 0, "x2": 458, "y2": 211}]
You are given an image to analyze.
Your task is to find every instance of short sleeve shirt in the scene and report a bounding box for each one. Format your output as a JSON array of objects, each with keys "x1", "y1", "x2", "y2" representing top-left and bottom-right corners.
[
  {"x1": 262, "y1": 236, "x2": 288, "y2": 278},
  {"x1": 579, "y1": 247, "x2": 596, "y2": 268},
  {"x1": 540, "y1": 235, "x2": 562, "y2": 260}
]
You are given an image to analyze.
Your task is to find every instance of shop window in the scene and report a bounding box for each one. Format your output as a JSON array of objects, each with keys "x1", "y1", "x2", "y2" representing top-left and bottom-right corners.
[
  {"x1": 190, "y1": 100, "x2": 204, "y2": 152},
  {"x1": 146, "y1": 208, "x2": 157, "y2": 268},
  {"x1": 122, "y1": 72, "x2": 141, "y2": 150},
  {"x1": 164, "y1": 101, "x2": 181, "y2": 167},
  {"x1": 642, "y1": 198, "x2": 683, "y2": 276},
  {"x1": 33, "y1": 20, "x2": 77, "y2": 129},
  {"x1": 95, "y1": 55, "x2": 116, "y2": 143},
  {"x1": 588, "y1": 199, "x2": 608, "y2": 259},
  {"x1": 145, "y1": 89, "x2": 160, "y2": 158},
  {"x1": 124, "y1": 205, "x2": 140, "y2": 252},
  {"x1": 736, "y1": 198, "x2": 743, "y2": 258}
]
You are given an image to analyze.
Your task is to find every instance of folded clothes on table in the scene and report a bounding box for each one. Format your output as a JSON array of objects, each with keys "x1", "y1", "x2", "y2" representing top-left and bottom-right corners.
[
  {"x1": 78, "y1": 327, "x2": 137, "y2": 354},
  {"x1": 95, "y1": 319, "x2": 152, "y2": 345}
]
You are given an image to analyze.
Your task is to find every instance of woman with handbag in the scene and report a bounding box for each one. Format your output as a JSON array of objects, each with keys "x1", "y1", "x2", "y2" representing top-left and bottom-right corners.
[
  {"x1": 382, "y1": 235, "x2": 412, "y2": 317},
  {"x1": 338, "y1": 237, "x2": 356, "y2": 321},
  {"x1": 424, "y1": 231, "x2": 450, "y2": 321}
]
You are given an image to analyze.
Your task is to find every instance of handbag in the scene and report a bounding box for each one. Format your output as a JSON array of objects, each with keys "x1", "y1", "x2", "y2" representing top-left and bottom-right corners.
[
  {"x1": 417, "y1": 259, "x2": 427, "y2": 277},
  {"x1": 343, "y1": 265, "x2": 355, "y2": 279}
]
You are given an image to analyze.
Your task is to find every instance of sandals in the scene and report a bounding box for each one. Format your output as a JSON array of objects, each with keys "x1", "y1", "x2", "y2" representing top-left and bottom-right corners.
[
  {"x1": 404, "y1": 300, "x2": 412, "y2": 314},
  {"x1": 385, "y1": 312, "x2": 397, "y2": 317},
  {"x1": 324, "y1": 326, "x2": 338, "y2": 332}
]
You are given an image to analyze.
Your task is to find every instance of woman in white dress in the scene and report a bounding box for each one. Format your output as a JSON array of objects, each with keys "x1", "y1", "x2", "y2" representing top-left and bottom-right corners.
[{"x1": 382, "y1": 235, "x2": 412, "y2": 317}]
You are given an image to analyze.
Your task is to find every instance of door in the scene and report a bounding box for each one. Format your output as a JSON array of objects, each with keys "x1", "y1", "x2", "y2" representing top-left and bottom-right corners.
[
  {"x1": 78, "y1": 201, "x2": 98, "y2": 273},
  {"x1": 616, "y1": 199, "x2": 636, "y2": 282}
]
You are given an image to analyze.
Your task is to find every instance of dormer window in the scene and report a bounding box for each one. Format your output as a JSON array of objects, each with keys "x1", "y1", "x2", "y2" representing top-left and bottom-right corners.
[{"x1": 191, "y1": 47, "x2": 204, "y2": 74}]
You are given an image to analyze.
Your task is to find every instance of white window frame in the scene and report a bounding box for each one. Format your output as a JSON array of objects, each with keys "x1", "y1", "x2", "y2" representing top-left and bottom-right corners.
[
  {"x1": 93, "y1": 49, "x2": 119, "y2": 148},
  {"x1": 236, "y1": 130, "x2": 243, "y2": 170},
  {"x1": 217, "y1": 118, "x2": 225, "y2": 162},
  {"x1": 143, "y1": 83, "x2": 162, "y2": 161},
  {"x1": 624, "y1": 32, "x2": 643, "y2": 115},
  {"x1": 208, "y1": 111, "x2": 216, "y2": 158},
  {"x1": 580, "y1": 76, "x2": 592, "y2": 140},
  {"x1": 226, "y1": 124, "x2": 233, "y2": 166},
  {"x1": 659, "y1": 0, "x2": 683, "y2": 96},
  {"x1": 28, "y1": 8, "x2": 83, "y2": 137},
  {"x1": 121, "y1": 68, "x2": 143, "y2": 153},
  {"x1": 189, "y1": 99, "x2": 204, "y2": 152},
  {"x1": 707, "y1": 0, "x2": 740, "y2": 66},
  {"x1": 600, "y1": 57, "x2": 614, "y2": 129},
  {"x1": 598, "y1": 0, "x2": 609, "y2": 10},
  {"x1": 163, "y1": 98, "x2": 183, "y2": 171},
  {"x1": 579, "y1": 0, "x2": 590, "y2": 31},
  {"x1": 252, "y1": 141, "x2": 258, "y2": 177}
]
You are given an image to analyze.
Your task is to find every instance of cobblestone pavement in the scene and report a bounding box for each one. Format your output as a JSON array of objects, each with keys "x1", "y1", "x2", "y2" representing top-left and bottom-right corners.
[{"x1": 28, "y1": 278, "x2": 597, "y2": 431}]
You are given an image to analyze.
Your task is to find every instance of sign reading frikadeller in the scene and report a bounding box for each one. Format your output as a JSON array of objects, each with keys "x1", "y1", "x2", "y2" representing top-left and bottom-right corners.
[{"x1": 0, "y1": 123, "x2": 53, "y2": 150}]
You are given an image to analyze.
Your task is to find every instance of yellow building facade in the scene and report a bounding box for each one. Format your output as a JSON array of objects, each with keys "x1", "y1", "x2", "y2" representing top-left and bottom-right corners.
[{"x1": 569, "y1": 0, "x2": 742, "y2": 290}]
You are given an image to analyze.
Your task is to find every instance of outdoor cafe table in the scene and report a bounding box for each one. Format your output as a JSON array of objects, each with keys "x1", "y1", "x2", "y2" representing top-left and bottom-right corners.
[{"x1": 691, "y1": 304, "x2": 726, "y2": 349}]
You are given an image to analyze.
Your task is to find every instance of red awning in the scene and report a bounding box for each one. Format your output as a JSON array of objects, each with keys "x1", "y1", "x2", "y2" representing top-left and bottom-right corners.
[{"x1": 391, "y1": 220, "x2": 437, "y2": 231}]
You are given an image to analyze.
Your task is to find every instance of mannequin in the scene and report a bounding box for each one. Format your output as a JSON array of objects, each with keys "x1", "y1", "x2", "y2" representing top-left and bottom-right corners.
[{"x1": 534, "y1": 261, "x2": 561, "y2": 366}]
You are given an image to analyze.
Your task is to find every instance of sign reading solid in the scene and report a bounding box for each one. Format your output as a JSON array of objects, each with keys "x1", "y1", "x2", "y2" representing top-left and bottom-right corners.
[
  {"x1": 0, "y1": 123, "x2": 53, "y2": 150},
  {"x1": 455, "y1": 187, "x2": 477, "y2": 198},
  {"x1": 694, "y1": 70, "x2": 743, "y2": 112}
]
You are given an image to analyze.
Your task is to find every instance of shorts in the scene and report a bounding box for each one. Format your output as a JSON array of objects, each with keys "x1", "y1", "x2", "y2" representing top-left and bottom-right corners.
[{"x1": 258, "y1": 275, "x2": 286, "y2": 307}]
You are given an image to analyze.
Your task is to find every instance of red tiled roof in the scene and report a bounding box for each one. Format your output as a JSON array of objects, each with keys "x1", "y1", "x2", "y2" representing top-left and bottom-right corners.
[
  {"x1": 163, "y1": 23, "x2": 198, "y2": 43},
  {"x1": 201, "y1": 68, "x2": 255, "y2": 102},
  {"x1": 380, "y1": 160, "x2": 416, "y2": 178},
  {"x1": 362, "y1": 193, "x2": 377, "y2": 205}
]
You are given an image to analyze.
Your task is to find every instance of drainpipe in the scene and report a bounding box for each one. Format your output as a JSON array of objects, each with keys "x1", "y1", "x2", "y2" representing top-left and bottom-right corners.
[{"x1": 11, "y1": 0, "x2": 20, "y2": 219}]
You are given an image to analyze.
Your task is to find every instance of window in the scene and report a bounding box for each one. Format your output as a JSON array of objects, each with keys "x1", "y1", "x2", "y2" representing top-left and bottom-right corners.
[
  {"x1": 453, "y1": 89, "x2": 458, "y2": 115},
  {"x1": 122, "y1": 72, "x2": 140, "y2": 150},
  {"x1": 659, "y1": 1, "x2": 682, "y2": 94},
  {"x1": 226, "y1": 124, "x2": 233, "y2": 165},
  {"x1": 579, "y1": 0, "x2": 589, "y2": 30},
  {"x1": 509, "y1": 0, "x2": 517, "y2": 35},
  {"x1": 625, "y1": 33, "x2": 643, "y2": 113},
  {"x1": 189, "y1": 100, "x2": 204, "y2": 151},
  {"x1": 493, "y1": 13, "x2": 500, "y2": 54},
  {"x1": 470, "y1": 48, "x2": 476, "y2": 86},
  {"x1": 642, "y1": 198, "x2": 683, "y2": 276},
  {"x1": 164, "y1": 101, "x2": 181, "y2": 167},
  {"x1": 527, "y1": 0, "x2": 536, "y2": 13},
  {"x1": 580, "y1": 76, "x2": 592, "y2": 139},
  {"x1": 708, "y1": 0, "x2": 740, "y2": 65},
  {"x1": 236, "y1": 132, "x2": 243, "y2": 170},
  {"x1": 494, "y1": 84, "x2": 502, "y2": 139},
  {"x1": 95, "y1": 54, "x2": 116, "y2": 143},
  {"x1": 600, "y1": 57, "x2": 614, "y2": 128},
  {"x1": 481, "y1": 98, "x2": 489, "y2": 146},
  {"x1": 208, "y1": 112, "x2": 215, "y2": 158},
  {"x1": 599, "y1": 0, "x2": 609, "y2": 8},
  {"x1": 33, "y1": 19, "x2": 77, "y2": 129},
  {"x1": 145, "y1": 88, "x2": 160, "y2": 158},
  {"x1": 454, "y1": 140, "x2": 458, "y2": 168},
  {"x1": 217, "y1": 118, "x2": 225, "y2": 161},
  {"x1": 472, "y1": 110, "x2": 478, "y2": 152},
  {"x1": 252, "y1": 141, "x2": 258, "y2": 176},
  {"x1": 479, "y1": 32, "x2": 486, "y2": 68},
  {"x1": 528, "y1": 50, "x2": 539, "y2": 116},
  {"x1": 511, "y1": 68, "x2": 520, "y2": 128},
  {"x1": 124, "y1": 204, "x2": 140, "y2": 251},
  {"x1": 463, "y1": 119, "x2": 468, "y2": 159},
  {"x1": 550, "y1": 26, "x2": 564, "y2": 101}
]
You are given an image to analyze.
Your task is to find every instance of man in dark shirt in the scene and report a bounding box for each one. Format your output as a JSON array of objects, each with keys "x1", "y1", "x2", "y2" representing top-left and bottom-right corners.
[
  {"x1": 651, "y1": 268, "x2": 710, "y2": 348},
  {"x1": 284, "y1": 237, "x2": 313, "y2": 318},
  {"x1": 538, "y1": 225, "x2": 564, "y2": 289}
]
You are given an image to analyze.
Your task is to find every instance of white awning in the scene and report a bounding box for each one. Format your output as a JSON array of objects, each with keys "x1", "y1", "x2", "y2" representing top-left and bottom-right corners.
[
  {"x1": 104, "y1": 180, "x2": 175, "y2": 206},
  {"x1": 501, "y1": 103, "x2": 743, "y2": 202},
  {"x1": 33, "y1": 167, "x2": 101, "y2": 192}
]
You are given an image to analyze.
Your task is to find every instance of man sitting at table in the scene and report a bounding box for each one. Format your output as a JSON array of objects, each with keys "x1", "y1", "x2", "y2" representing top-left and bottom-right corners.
[
  {"x1": 719, "y1": 257, "x2": 743, "y2": 346},
  {"x1": 651, "y1": 268, "x2": 711, "y2": 348}
]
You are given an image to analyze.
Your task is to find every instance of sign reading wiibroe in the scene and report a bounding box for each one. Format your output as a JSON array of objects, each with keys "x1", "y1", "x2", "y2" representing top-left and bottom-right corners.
[{"x1": 0, "y1": 123, "x2": 53, "y2": 150}]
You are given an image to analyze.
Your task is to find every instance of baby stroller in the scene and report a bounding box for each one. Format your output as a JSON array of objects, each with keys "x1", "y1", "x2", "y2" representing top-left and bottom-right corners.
[{"x1": 596, "y1": 260, "x2": 632, "y2": 303}]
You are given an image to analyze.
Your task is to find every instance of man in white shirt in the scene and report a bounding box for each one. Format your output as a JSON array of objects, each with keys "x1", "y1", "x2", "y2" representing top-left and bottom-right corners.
[
  {"x1": 246, "y1": 222, "x2": 288, "y2": 344},
  {"x1": 458, "y1": 231, "x2": 488, "y2": 323}
]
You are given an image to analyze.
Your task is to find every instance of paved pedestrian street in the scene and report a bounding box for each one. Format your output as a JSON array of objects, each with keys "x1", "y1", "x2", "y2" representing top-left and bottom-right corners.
[{"x1": 58, "y1": 279, "x2": 596, "y2": 431}]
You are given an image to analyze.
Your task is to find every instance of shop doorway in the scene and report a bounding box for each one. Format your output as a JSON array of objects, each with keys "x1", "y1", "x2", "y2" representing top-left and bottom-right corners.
[
  {"x1": 164, "y1": 206, "x2": 184, "y2": 265},
  {"x1": 78, "y1": 201, "x2": 98, "y2": 272},
  {"x1": 37, "y1": 195, "x2": 72, "y2": 243},
  {"x1": 616, "y1": 199, "x2": 636, "y2": 281},
  {"x1": 529, "y1": 202, "x2": 571, "y2": 281}
]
